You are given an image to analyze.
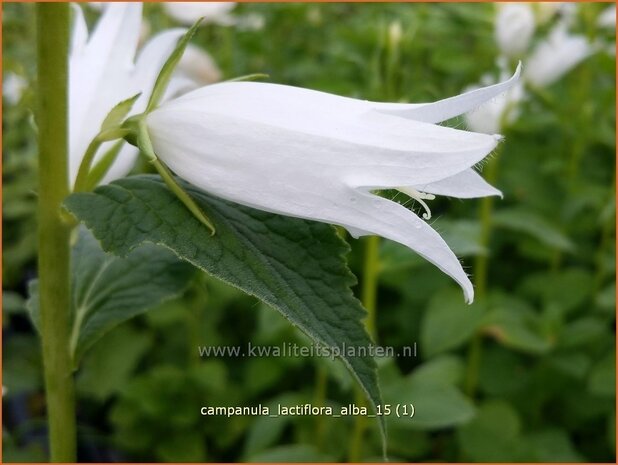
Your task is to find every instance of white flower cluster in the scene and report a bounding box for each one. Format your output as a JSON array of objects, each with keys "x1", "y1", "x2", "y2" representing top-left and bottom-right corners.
[{"x1": 465, "y1": 2, "x2": 614, "y2": 135}]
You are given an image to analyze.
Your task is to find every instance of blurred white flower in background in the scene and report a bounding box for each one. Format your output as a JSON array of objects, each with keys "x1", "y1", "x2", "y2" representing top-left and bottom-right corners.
[
  {"x1": 597, "y1": 5, "x2": 616, "y2": 30},
  {"x1": 555, "y1": 2, "x2": 579, "y2": 27},
  {"x1": 145, "y1": 66, "x2": 521, "y2": 303},
  {"x1": 163, "y1": 2, "x2": 237, "y2": 26},
  {"x1": 465, "y1": 65, "x2": 524, "y2": 135},
  {"x1": 164, "y1": 44, "x2": 223, "y2": 98},
  {"x1": 3, "y1": 72, "x2": 27, "y2": 105},
  {"x1": 178, "y1": 44, "x2": 222, "y2": 85},
  {"x1": 70, "y1": 3, "x2": 186, "y2": 185},
  {"x1": 523, "y1": 24, "x2": 594, "y2": 88},
  {"x1": 495, "y1": 3, "x2": 535, "y2": 58}
]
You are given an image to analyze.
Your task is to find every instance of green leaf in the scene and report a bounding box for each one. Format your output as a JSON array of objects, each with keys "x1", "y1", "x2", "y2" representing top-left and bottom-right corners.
[
  {"x1": 588, "y1": 351, "x2": 616, "y2": 397},
  {"x1": 559, "y1": 317, "x2": 608, "y2": 349},
  {"x1": 156, "y1": 431, "x2": 207, "y2": 462},
  {"x1": 524, "y1": 429, "x2": 584, "y2": 462},
  {"x1": 63, "y1": 174, "x2": 385, "y2": 446},
  {"x1": 243, "y1": 393, "x2": 305, "y2": 458},
  {"x1": 246, "y1": 445, "x2": 335, "y2": 463},
  {"x1": 456, "y1": 400, "x2": 527, "y2": 462},
  {"x1": 436, "y1": 219, "x2": 486, "y2": 257},
  {"x1": 409, "y1": 355, "x2": 465, "y2": 387},
  {"x1": 100, "y1": 93, "x2": 141, "y2": 132},
  {"x1": 482, "y1": 308, "x2": 552, "y2": 354},
  {"x1": 420, "y1": 288, "x2": 485, "y2": 357},
  {"x1": 27, "y1": 227, "x2": 194, "y2": 364},
  {"x1": 383, "y1": 377, "x2": 475, "y2": 430},
  {"x1": 76, "y1": 325, "x2": 153, "y2": 401},
  {"x1": 492, "y1": 208, "x2": 575, "y2": 252}
]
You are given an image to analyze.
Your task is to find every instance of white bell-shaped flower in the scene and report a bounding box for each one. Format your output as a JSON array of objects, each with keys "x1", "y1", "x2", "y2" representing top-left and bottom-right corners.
[
  {"x1": 524, "y1": 24, "x2": 593, "y2": 88},
  {"x1": 145, "y1": 66, "x2": 521, "y2": 303}
]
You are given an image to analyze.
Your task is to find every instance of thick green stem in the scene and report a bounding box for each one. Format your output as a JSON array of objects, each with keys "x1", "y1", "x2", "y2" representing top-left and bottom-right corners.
[
  {"x1": 361, "y1": 235, "x2": 380, "y2": 340},
  {"x1": 36, "y1": 4, "x2": 77, "y2": 462},
  {"x1": 348, "y1": 235, "x2": 380, "y2": 461}
]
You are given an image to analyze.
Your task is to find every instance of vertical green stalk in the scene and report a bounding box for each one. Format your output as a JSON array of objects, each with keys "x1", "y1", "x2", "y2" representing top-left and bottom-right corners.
[
  {"x1": 361, "y1": 235, "x2": 380, "y2": 339},
  {"x1": 472, "y1": 157, "x2": 499, "y2": 300},
  {"x1": 464, "y1": 154, "x2": 499, "y2": 397},
  {"x1": 348, "y1": 235, "x2": 380, "y2": 462},
  {"x1": 36, "y1": 4, "x2": 76, "y2": 462}
]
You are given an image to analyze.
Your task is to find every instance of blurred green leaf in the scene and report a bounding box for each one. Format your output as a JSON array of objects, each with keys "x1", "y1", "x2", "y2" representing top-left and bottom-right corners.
[
  {"x1": 478, "y1": 346, "x2": 529, "y2": 395},
  {"x1": 547, "y1": 352, "x2": 591, "y2": 379},
  {"x1": 243, "y1": 392, "x2": 305, "y2": 458},
  {"x1": 384, "y1": 374, "x2": 475, "y2": 430},
  {"x1": 246, "y1": 444, "x2": 335, "y2": 462},
  {"x1": 435, "y1": 219, "x2": 486, "y2": 257},
  {"x1": 588, "y1": 351, "x2": 616, "y2": 397},
  {"x1": 483, "y1": 308, "x2": 552, "y2": 354},
  {"x1": 520, "y1": 269, "x2": 593, "y2": 316},
  {"x1": 77, "y1": 325, "x2": 152, "y2": 401},
  {"x1": 421, "y1": 288, "x2": 485, "y2": 357},
  {"x1": 457, "y1": 400, "x2": 526, "y2": 461},
  {"x1": 524, "y1": 429, "x2": 584, "y2": 462},
  {"x1": 3, "y1": 334, "x2": 42, "y2": 394},
  {"x1": 155, "y1": 431, "x2": 207, "y2": 462},
  {"x1": 409, "y1": 355, "x2": 465, "y2": 387},
  {"x1": 493, "y1": 208, "x2": 575, "y2": 252},
  {"x1": 559, "y1": 317, "x2": 608, "y2": 349}
]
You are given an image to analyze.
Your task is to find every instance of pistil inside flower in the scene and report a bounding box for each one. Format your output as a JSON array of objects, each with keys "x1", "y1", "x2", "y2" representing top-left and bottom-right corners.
[{"x1": 398, "y1": 187, "x2": 436, "y2": 220}]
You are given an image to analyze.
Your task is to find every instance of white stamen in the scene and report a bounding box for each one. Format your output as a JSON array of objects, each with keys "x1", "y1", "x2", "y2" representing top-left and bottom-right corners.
[{"x1": 398, "y1": 187, "x2": 435, "y2": 220}]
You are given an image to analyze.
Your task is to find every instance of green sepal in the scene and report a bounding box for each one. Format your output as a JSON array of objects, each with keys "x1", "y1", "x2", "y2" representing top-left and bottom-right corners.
[
  {"x1": 145, "y1": 18, "x2": 203, "y2": 113},
  {"x1": 85, "y1": 140, "x2": 124, "y2": 191},
  {"x1": 100, "y1": 93, "x2": 141, "y2": 132},
  {"x1": 73, "y1": 94, "x2": 140, "y2": 192},
  {"x1": 225, "y1": 73, "x2": 270, "y2": 83},
  {"x1": 137, "y1": 118, "x2": 216, "y2": 235}
]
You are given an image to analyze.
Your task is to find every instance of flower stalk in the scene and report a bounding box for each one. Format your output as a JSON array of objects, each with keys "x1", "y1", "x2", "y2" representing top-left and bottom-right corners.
[
  {"x1": 36, "y1": 3, "x2": 77, "y2": 461},
  {"x1": 464, "y1": 149, "x2": 501, "y2": 397}
]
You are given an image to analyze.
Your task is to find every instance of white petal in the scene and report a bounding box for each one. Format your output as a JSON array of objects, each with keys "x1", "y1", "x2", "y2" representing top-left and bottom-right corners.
[
  {"x1": 410, "y1": 168, "x2": 502, "y2": 199},
  {"x1": 524, "y1": 26, "x2": 593, "y2": 88},
  {"x1": 88, "y1": 3, "x2": 142, "y2": 68},
  {"x1": 371, "y1": 62, "x2": 521, "y2": 124},
  {"x1": 337, "y1": 193, "x2": 475, "y2": 303},
  {"x1": 100, "y1": 143, "x2": 139, "y2": 184},
  {"x1": 176, "y1": 44, "x2": 222, "y2": 85},
  {"x1": 70, "y1": 4, "x2": 88, "y2": 55},
  {"x1": 69, "y1": 3, "x2": 142, "y2": 183},
  {"x1": 155, "y1": 82, "x2": 500, "y2": 188}
]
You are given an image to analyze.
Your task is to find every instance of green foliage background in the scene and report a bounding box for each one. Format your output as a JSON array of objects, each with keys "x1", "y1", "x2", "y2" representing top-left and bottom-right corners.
[{"x1": 3, "y1": 2, "x2": 616, "y2": 462}]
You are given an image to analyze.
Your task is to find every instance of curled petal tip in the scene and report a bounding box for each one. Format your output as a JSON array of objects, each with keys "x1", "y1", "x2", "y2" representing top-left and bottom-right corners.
[{"x1": 513, "y1": 61, "x2": 523, "y2": 80}]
